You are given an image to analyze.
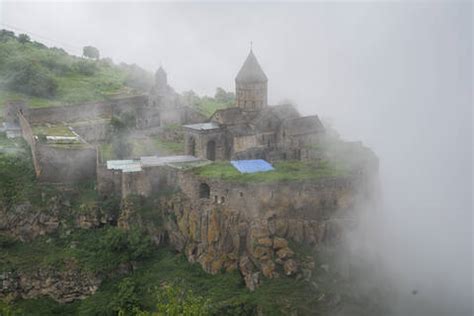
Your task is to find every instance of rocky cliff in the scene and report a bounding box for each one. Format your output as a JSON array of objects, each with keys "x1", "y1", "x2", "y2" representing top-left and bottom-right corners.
[{"x1": 119, "y1": 171, "x2": 376, "y2": 291}]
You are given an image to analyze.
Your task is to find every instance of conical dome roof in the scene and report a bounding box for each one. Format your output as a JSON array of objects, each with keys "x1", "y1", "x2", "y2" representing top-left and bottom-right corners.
[
  {"x1": 235, "y1": 50, "x2": 267, "y2": 83},
  {"x1": 155, "y1": 66, "x2": 167, "y2": 78}
]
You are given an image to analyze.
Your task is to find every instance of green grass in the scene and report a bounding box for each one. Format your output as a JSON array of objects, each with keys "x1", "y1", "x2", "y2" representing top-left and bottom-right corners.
[
  {"x1": 0, "y1": 132, "x2": 24, "y2": 151},
  {"x1": 0, "y1": 34, "x2": 149, "y2": 111},
  {"x1": 0, "y1": 226, "x2": 152, "y2": 274},
  {"x1": 32, "y1": 123, "x2": 75, "y2": 137},
  {"x1": 192, "y1": 160, "x2": 349, "y2": 183},
  {"x1": 152, "y1": 138, "x2": 184, "y2": 155}
]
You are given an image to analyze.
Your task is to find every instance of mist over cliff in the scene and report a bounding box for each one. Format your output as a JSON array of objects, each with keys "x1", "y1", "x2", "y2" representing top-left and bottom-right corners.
[{"x1": 1, "y1": 1, "x2": 472, "y2": 315}]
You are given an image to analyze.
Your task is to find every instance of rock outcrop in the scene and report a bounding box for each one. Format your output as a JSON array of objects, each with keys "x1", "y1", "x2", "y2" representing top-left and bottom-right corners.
[
  {"x1": 151, "y1": 174, "x2": 366, "y2": 290},
  {"x1": 0, "y1": 194, "x2": 116, "y2": 242},
  {"x1": 0, "y1": 260, "x2": 100, "y2": 303}
]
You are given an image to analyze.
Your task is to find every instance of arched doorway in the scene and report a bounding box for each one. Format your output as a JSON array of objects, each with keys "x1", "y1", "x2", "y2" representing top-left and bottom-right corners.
[
  {"x1": 199, "y1": 183, "x2": 210, "y2": 199},
  {"x1": 206, "y1": 140, "x2": 216, "y2": 161},
  {"x1": 188, "y1": 137, "x2": 196, "y2": 156}
]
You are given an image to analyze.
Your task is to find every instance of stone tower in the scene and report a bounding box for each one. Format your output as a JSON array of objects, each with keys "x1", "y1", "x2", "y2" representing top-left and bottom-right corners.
[
  {"x1": 154, "y1": 66, "x2": 168, "y2": 96},
  {"x1": 235, "y1": 50, "x2": 268, "y2": 111}
]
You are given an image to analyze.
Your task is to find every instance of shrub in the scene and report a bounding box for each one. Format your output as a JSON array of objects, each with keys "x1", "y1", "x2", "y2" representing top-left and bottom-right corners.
[
  {"x1": 0, "y1": 29, "x2": 15, "y2": 42},
  {"x1": 73, "y1": 59, "x2": 98, "y2": 76},
  {"x1": 4, "y1": 58, "x2": 58, "y2": 97},
  {"x1": 17, "y1": 33, "x2": 30, "y2": 44},
  {"x1": 83, "y1": 46, "x2": 100, "y2": 59}
]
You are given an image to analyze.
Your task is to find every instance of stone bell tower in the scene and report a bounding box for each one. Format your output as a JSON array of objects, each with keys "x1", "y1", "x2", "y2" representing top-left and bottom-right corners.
[{"x1": 235, "y1": 50, "x2": 268, "y2": 111}]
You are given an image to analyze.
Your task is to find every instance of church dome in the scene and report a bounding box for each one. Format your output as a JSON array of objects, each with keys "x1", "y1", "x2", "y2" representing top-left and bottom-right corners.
[{"x1": 235, "y1": 50, "x2": 268, "y2": 83}]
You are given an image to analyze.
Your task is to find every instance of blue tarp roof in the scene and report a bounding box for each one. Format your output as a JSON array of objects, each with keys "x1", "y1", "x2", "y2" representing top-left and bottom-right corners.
[{"x1": 230, "y1": 159, "x2": 274, "y2": 174}]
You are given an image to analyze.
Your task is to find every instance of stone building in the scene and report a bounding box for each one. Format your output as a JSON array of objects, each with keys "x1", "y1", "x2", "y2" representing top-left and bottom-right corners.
[
  {"x1": 184, "y1": 50, "x2": 325, "y2": 161},
  {"x1": 137, "y1": 66, "x2": 205, "y2": 128}
]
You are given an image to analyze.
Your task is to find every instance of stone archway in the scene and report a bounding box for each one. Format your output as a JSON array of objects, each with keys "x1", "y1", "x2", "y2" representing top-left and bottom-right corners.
[{"x1": 206, "y1": 140, "x2": 216, "y2": 161}]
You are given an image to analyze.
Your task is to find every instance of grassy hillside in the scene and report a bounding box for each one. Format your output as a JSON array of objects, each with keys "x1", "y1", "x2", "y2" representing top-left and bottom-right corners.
[
  {"x1": 0, "y1": 29, "x2": 153, "y2": 114},
  {"x1": 0, "y1": 29, "x2": 235, "y2": 123}
]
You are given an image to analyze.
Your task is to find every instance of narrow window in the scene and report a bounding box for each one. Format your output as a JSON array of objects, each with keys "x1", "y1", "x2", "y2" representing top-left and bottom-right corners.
[{"x1": 199, "y1": 183, "x2": 210, "y2": 199}]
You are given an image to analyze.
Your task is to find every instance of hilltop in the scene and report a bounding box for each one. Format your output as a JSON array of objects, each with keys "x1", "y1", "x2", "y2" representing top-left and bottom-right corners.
[{"x1": 0, "y1": 29, "x2": 232, "y2": 118}]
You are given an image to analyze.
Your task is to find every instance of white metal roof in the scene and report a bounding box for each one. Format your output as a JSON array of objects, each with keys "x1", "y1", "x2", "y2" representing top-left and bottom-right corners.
[
  {"x1": 183, "y1": 122, "x2": 220, "y2": 131},
  {"x1": 140, "y1": 155, "x2": 201, "y2": 167},
  {"x1": 107, "y1": 160, "x2": 142, "y2": 172}
]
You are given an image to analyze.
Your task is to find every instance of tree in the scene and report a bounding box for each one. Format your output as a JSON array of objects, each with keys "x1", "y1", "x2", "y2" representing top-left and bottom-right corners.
[
  {"x1": 5, "y1": 58, "x2": 58, "y2": 98},
  {"x1": 0, "y1": 29, "x2": 15, "y2": 42},
  {"x1": 17, "y1": 33, "x2": 30, "y2": 44},
  {"x1": 83, "y1": 45, "x2": 100, "y2": 59},
  {"x1": 214, "y1": 87, "x2": 234, "y2": 103}
]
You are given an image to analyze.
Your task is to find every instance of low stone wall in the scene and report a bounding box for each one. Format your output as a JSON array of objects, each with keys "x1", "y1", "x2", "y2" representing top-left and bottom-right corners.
[
  {"x1": 71, "y1": 120, "x2": 111, "y2": 143},
  {"x1": 18, "y1": 112, "x2": 41, "y2": 176},
  {"x1": 97, "y1": 164, "x2": 122, "y2": 197},
  {"x1": 23, "y1": 95, "x2": 148, "y2": 124}
]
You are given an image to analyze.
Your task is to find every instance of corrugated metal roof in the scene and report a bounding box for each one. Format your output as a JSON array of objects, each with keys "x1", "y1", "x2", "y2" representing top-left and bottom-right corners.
[
  {"x1": 140, "y1": 155, "x2": 200, "y2": 167},
  {"x1": 107, "y1": 160, "x2": 142, "y2": 172},
  {"x1": 230, "y1": 159, "x2": 274, "y2": 174},
  {"x1": 183, "y1": 122, "x2": 220, "y2": 131},
  {"x1": 107, "y1": 155, "x2": 208, "y2": 173}
]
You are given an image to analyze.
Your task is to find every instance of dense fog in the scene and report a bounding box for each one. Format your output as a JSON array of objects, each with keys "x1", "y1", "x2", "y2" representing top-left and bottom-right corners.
[{"x1": 1, "y1": 1, "x2": 471, "y2": 315}]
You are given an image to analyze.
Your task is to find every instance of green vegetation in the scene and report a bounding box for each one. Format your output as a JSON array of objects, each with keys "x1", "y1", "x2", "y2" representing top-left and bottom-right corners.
[
  {"x1": 0, "y1": 29, "x2": 153, "y2": 114},
  {"x1": 32, "y1": 123, "x2": 76, "y2": 137},
  {"x1": 0, "y1": 132, "x2": 25, "y2": 155},
  {"x1": 192, "y1": 160, "x2": 349, "y2": 183},
  {"x1": 3, "y1": 243, "x2": 319, "y2": 315},
  {"x1": 181, "y1": 87, "x2": 235, "y2": 117},
  {"x1": 0, "y1": 142, "x2": 38, "y2": 208},
  {"x1": 152, "y1": 138, "x2": 184, "y2": 155},
  {"x1": 0, "y1": 226, "x2": 153, "y2": 274}
]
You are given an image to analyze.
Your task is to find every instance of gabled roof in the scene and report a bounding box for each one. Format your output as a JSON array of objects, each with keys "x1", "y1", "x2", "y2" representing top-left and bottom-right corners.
[{"x1": 235, "y1": 50, "x2": 268, "y2": 83}]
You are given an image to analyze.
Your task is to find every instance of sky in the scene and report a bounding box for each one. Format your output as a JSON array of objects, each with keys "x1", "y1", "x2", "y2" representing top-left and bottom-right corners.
[{"x1": 1, "y1": 1, "x2": 472, "y2": 315}]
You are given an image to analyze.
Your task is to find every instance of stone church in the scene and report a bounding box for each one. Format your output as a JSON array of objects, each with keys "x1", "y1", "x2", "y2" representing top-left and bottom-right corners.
[{"x1": 183, "y1": 50, "x2": 325, "y2": 161}]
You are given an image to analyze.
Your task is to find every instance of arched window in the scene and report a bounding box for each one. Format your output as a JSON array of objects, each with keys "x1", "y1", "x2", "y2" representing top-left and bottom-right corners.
[{"x1": 199, "y1": 183, "x2": 210, "y2": 199}]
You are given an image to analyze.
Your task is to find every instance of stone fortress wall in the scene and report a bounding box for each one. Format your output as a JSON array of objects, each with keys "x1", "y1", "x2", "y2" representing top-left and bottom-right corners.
[{"x1": 18, "y1": 111, "x2": 97, "y2": 183}]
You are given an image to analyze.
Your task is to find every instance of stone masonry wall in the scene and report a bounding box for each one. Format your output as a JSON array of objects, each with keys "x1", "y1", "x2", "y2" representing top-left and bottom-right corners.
[
  {"x1": 156, "y1": 171, "x2": 373, "y2": 290},
  {"x1": 35, "y1": 144, "x2": 97, "y2": 183},
  {"x1": 22, "y1": 95, "x2": 147, "y2": 124}
]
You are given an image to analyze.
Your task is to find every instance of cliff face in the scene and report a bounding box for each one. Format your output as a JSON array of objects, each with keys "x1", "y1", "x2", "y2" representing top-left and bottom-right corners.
[
  {"x1": 0, "y1": 196, "x2": 114, "y2": 242},
  {"x1": 0, "y1": 193, "x2": 117, "y2": 303},
  {"x1": 145, "y1": 173, "x2": 374, "y2": 290},
  {"x1": 0, "y1": 263, "x2": 100, "y2": 303}
]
